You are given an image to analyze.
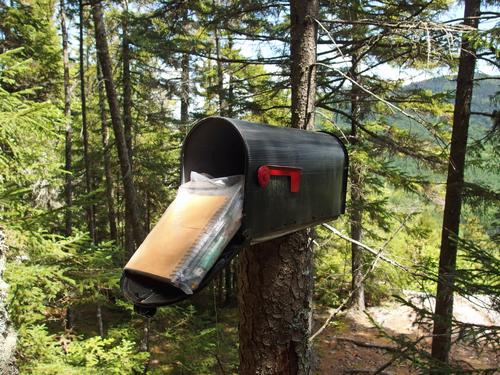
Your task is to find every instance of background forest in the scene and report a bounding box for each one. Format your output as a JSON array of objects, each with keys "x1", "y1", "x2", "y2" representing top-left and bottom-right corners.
[{"x1": 0, "y1": 0, "x2": 498, "y2": 373}]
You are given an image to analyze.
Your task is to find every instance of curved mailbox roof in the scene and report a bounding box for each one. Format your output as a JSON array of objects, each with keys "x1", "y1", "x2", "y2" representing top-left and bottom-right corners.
[{"x1": 182, "y1": 117, "x2": 348, "y2": 244}]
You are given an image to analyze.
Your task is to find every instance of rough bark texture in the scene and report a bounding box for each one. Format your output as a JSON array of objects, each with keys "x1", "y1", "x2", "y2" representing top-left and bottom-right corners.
[
  {"x1": 238, "y1": 232, "x2": 314, "y2": 375},
  {"x1": 0, "y1": 230, "x2": 17, "y2": 375},
  {"x1": 91, "y1": 0, "x2": 146, "y2": 249},
  {"x1": 431, "y1": 0, "x2": 480, "y2": 368},
  {"x1": 348, "y1": 25, "x2": 365, "y2": 310},
  {"x1": 227, "y1": 37, "x2": 235, "y2": 118},
  {"x1": 238, "y1": 1, "x2": 318, "y2": 374},
  {"x1": 122, "y1": 0, "x2": 136, "y2": 255},
  {"x1": 79, "y1": 0, "x2": 96, "y2": 244},
  {"x1": 180, "y1": 52, "x2": 190, "y2": 123},
  {"x1": 224, "y1": 260, "x2": 233, "y2": 305},
  {"x1": 349, "y1": 165, "x2": 365, "y2": 310},
  {"x1": 97, "y1": 62, "x2": 118, "y2": 242},
  {"x1": 96, "y1": 304, "x2": 104, "y2": 337},
  {"x1": 60, "y1": 0, "x2": 72, "y2": 237},
  {"x1": 122, "y1": 0, "x2": 133, "y2": 168},
  {"x1": 289, "y1": 0, "x2": 317, "y2": 131},
  {"x1": 214, "y1": 27, "x2": 226, "y2": 116}
]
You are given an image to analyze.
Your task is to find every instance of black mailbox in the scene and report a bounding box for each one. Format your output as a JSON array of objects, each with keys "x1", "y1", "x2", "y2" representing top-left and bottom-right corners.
[
  {"x1": 182, "y1": 117, "x2": 347, "y2": 243},
  {"x1": 121, "y1": 117, "x2": 348, "y2": 310}
]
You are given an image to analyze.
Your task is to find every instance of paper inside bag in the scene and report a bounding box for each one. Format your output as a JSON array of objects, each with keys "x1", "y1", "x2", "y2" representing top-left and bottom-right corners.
[{"x1": 125, "y1": 194, "x2": 228, "y2": 281}]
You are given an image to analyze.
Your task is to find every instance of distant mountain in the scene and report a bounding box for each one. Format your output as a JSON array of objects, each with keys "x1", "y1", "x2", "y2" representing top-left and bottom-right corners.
[{"x1": 408, "y1": 74, "x2": 498, "y2": 115}]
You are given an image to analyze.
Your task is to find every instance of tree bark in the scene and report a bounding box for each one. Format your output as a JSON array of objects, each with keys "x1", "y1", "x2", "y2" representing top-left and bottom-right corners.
[
  {"x1": 91, "y1": 0, "x2": 146, "y2": 250},
  {"x1": 79, "y1": 0, "x2": 96, "y2": 244},
  {"x1": 214, "y1": 27, "x2": 226, "y2": 116},
  {"x1": 60, "y1": 0, "x2": 72, "y2": 238},
  {"x1": 431, "y1": 0, "x2": 480, "y2": 368},
  {"x1": 96, "y1": 304, "x2": 104, "y2": 337},
  {"x1": 97, "y1": 62, "x2": 118, "y2": 242},
  {"x1": 227, "y1": 37, "x2": 235, "y2": 118},
  {"x1": 238, "y1": 232, "x2": 314, "y2": 375},
  {"x1": 61, "y1": 0, "x2": 75, "y2": 329},
  {"x1": 217, "y1": 272, "x2": 224, "y2": 305},
  {"x1": 180, "y1": 52, "x2": 190, "y2": 123},
  {"x1": 141, "y1": 318, "x2": 151, "y2": 374},
  {"x1": 180, "y1": 7, "x2": 190, "y2": 123},
  {"x1": 349, "y1": 162, "x2": 365, "y2": 310},
  {"x1": 348, "y1": 4, "x2": 365, "y2": 311},
  {"x1": 289, "y1": 0, "x2": 317, "y2": 131},
  {"x1": 0, "y1": 231, "x2": 17, "y2": 375},
  {"x1": 122, "y1": 0, "x2": 136, "y2": 256},
  {"x1": 224, "y1": 260, "x2": 233, "y2": 305},
  {"x1": 122, "y1": 0, "x2": 133, "y2": 167},
  {"x1": 238, "y1": 1, "x2": 318, "y2": 374}
]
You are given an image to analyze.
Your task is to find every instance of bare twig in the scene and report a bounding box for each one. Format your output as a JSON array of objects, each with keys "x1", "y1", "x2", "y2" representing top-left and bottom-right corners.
[
  {"x1": 334, "y1": 336, "x2": 398, "y2": 351},
  {"x1": 315, "y1": 61, "x2": 448, "y2": 152},
  {"x1": 310, "y1": 213, "x2": 415, "y2": 341},
  {"x1": 317, "y1": 18, "x2": 474, "y2": 33},
  {"x1": 314, "y1": 110, "x2": 350, "y2": 143},
  {"x1": 321, "y1": 223, "x2": 410, "y2": 272},
  {"x1": 373, "y1": 335, "x2": 426, "y2": 374}
]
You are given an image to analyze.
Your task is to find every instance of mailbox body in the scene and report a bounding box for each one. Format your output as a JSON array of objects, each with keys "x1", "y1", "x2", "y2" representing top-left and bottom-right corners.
[
  {"x1": 182, "y1": 117, "x2": 348, "y2": 244},
  {"x1": 121, "y1": 117, "x2": 348, "y2": 309}
]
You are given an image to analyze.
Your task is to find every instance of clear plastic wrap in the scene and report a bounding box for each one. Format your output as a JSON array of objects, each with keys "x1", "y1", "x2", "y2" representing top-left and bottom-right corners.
[
  {"x1": 171, "y1": 172, "x2": 243, "y2": 293},
  {"x1": 124, "y1": 172, "x2": 243, "y2": 295}
]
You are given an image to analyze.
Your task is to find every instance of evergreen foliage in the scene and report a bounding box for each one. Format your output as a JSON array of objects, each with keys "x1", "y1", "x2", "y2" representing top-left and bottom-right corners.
[{"x1": 0, "y1": 0, "x2": 497, "y2": 372}]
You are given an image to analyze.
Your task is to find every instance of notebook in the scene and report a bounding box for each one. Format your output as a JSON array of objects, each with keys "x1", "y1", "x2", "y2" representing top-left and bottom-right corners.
[{"x1": 124, "y1": 194, "x2": 229, "y2": 283}]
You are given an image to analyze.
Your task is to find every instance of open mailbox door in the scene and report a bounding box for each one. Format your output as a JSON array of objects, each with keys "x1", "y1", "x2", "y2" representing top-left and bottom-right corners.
[{"x1": 121, "y1": 117, "x2": 348, "y2": 310}]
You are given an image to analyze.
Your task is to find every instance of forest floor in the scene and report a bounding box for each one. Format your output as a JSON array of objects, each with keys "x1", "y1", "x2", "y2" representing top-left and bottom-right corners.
[
  {"x1": 314, "y1": 292, "x2": 500, "y2": 374},
  {"x1": 69, "y1": 291, "x2": 499, "y2": 374}
]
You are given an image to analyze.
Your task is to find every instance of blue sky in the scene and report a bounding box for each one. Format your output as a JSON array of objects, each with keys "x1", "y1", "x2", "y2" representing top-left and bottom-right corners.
[{"x1": 237, "y1": 1, "x2": 499, "y2": 83}]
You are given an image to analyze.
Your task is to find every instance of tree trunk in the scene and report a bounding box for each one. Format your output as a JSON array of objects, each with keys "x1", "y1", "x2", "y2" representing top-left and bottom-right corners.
[
  {"x1": 122, "y1": 0, "x2": 133, "y2": 167},
  {"x1": 141, "y1": 318, "x2": 151, "y2": 374},
  {"x1": 96, "y1": 304, "x2": 104, "y2": 337},
  {"x1": 60, "y1": 0, "x2": 72, "y2": 238},
  {"x1": 122, "y1": 0, "x2": 136, "y2": 256},
  {"x1": 79, "y1": 0, "x2": 96, "y2": 244},
  {"x1": 91, "y1": 0, "x2": 146, "y2": 251},
  {"x1": 431, "y1": 0, "x2": 480, "y2": 368},
  {"x1": 238, "y1": 1, "x2": 318, "y2": 374},
  {"x1": 145, "y1": 190, "x2": 151, "y2": 232},
  {"x1": 97, "y1": 62, "x2": 118, "y2": 242},
  {"x1": 0, "y1": 231, "x2": 17, "y2": 375},
  {"x1": 238, "y1": 232, "x2": 315, "y2": 375},
  {"x1": 180, "y1": 52, "x2": 190, "y2": 123},
  {"x1": 214, "y1": 27, "x2": 225, "y2": 116},
  {"x1": 289, "y1": 0, "x2": 317, "y2": 131},
  {"x1": 232, "y1": 256, "x2": 238, "y2": 294},
  {"x1": 349, "y1": 167, "x2": 365, "y2": 310},
  {"x1": 227, "y1": 37, "x2": 235, "y2": 118},
  {"x1": 224, "y1": 260, "x2": 233, "y2": 305},
  {"x1": 348, "y1": 10, "x2": 365, "y2": 310},
  {"x1": 217, "y1": 272, "x2": 224, "y2": 305}
]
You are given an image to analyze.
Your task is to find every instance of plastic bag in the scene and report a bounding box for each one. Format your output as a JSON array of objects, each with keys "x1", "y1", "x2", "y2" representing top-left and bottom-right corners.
[{"x1": 124, "y1": 172, "x2": 244, "y2": 295}]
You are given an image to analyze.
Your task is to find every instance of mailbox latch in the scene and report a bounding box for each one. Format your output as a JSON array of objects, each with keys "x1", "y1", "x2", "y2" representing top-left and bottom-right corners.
[{"x1": 257, "y1": 165, "x2": 302, "y2": 193}]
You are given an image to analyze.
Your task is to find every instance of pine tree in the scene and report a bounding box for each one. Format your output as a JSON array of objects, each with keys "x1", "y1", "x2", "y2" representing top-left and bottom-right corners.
[
  {"x1": 59, "y1": 0, "x2": 73, "y2": 237},
  {"x1": 431, "y1": 0, "x2": 481, "y2": 368},
  {"x1": 91, "y1": 0, "x2": 146, "y2": 250}
]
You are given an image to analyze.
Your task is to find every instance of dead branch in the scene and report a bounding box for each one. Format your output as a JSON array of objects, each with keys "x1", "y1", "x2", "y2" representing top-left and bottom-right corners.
[
  {"x1": 321, "y1": 223, "x2": 410, "y2": 272},
  {"x1": 334, "y1": 336, "x2": 398, "y2": 351}
]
